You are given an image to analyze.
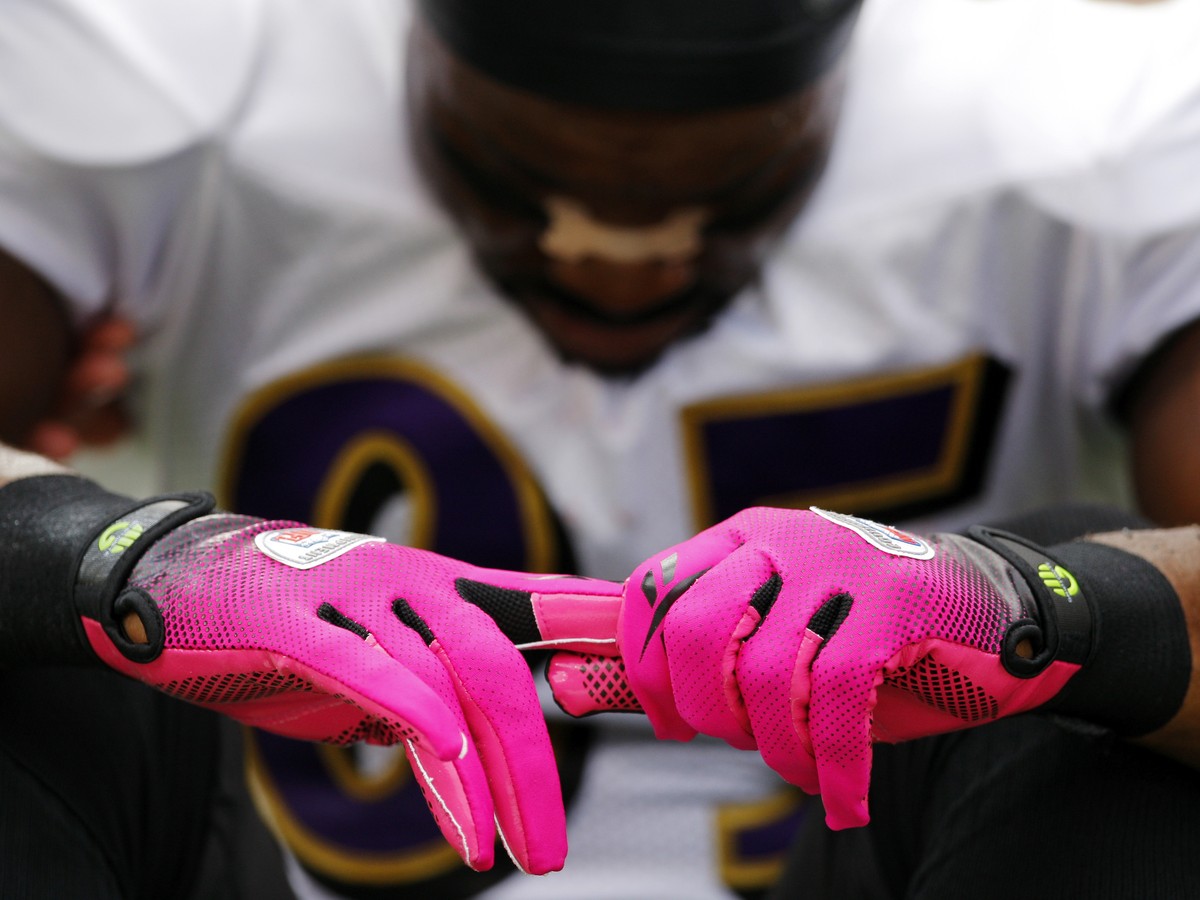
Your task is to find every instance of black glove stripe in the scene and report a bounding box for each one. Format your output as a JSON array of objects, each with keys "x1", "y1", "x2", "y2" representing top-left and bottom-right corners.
[
  {"x1": 639, "y1": 568, "x2": 710, "y2": 660},
  {"x1": 455, "y1": 578, "x2": 541, "y2": 645},
  {"x1": 392, "y1": 598, "x2": 436, "y2": 646},
  {"x1": 742, "y1": 573, "x2": 784, "y2": 642},
  {"x1": 318, "y1": 603, "x2": 371, "y2": 641},
  {"x1": 807, "y1": 592, "x2": 853, "y2": 643}
]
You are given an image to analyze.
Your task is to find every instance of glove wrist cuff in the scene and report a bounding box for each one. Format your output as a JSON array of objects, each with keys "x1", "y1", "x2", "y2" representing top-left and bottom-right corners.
[
  {"x1": 0, "y1": 474, "x2": 212, "y2": 667},
  {"x1": 966, "y1": 526, "x2": 1095, "y2": 674},
  {"x1": 74, "y1": 489, "x2": 215, "y2": 662}
]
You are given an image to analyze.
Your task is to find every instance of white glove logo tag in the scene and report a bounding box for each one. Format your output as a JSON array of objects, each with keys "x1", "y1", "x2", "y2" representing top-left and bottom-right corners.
[
  {"x1": 810, "y1": 508, "x2": 935, "y2": 560},
  {"x1": 254, "y1": 528, "x2": 385, "y2": 570}
]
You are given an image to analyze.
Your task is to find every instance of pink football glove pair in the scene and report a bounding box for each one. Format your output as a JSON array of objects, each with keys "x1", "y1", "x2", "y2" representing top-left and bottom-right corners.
[
  {"x1": 4, "y1": 475, "x2": 623, "y2": 875},
  {"x1": 2, "y1": 470, "x2": 1112, "y2": 854},
  {"x1": 539, "y1": 507, "x2": 1095, "y2": 829}
]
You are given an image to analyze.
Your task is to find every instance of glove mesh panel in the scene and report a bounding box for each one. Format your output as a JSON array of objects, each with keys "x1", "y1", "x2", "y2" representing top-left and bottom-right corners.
[
  {"x1": 122, "y1": 514, "x2": 522, "y2": 747},
  {"x1": 882, "y1": 658, "x2": 999, "y2": 722},
  {"x1": 577, "y1": 655, "x2": 642, "y2": 712},
  {"x1": 331, "y1": 714, "x2": 419, "y2": 746},
  {"x1": 717, "y1": 510, "x2": 1018, "y2": 768},
  {"x1": 163, "y1": 671, "x2": 310, "y2": 704}
]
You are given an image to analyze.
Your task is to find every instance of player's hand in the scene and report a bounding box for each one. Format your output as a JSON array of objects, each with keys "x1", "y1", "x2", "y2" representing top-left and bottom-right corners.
[
  {"x1": 50, "y1": 487, "x2": 611, "y2": 874},
  {"x1": 25, "y1": 315, "x2": 135, "y2": 459},
  {"x1": 545, "y1": 507, "x2": 1094, "y2": 829}
]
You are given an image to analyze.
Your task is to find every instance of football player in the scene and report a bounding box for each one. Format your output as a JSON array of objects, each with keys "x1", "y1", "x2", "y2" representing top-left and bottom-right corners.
[{"x1": 4, "y1": 0, "x2": 1200, "y2": 896}]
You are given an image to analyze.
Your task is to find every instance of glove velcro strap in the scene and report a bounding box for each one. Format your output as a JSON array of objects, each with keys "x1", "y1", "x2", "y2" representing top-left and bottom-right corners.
[
  {"x1": 0, "y1": 474, "x2": 212, "y2": 667},
  {"x1": 74, "y1": 492, "x2": 215, "y2": 663},
  {"x1": 967, "y1": 525, "x2": 1094, "y2": 675}
]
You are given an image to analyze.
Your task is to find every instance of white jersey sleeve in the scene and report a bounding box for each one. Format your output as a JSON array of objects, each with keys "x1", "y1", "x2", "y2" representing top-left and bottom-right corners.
[
  {"x1": 809, "y1": 0, "x2": 1200, "y2": 415},
  {"x1": 985, "y1": 0, "x2": 1200, "y2": 237},
  {"x1": 982, "y1": 0, "x2": 1200, "y2": 407},
  {"x1": 0, "y1": 0, "x2": 261, "y2": 319}
]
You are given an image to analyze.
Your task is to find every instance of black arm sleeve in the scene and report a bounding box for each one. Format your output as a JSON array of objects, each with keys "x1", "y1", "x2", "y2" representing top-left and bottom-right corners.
[
  {"x1": 979, "y1": 502, "x2": 1190, "y2": 736},
  {"x1": 1042, "y1": 539, "x2": 1191, "y2": 736}
]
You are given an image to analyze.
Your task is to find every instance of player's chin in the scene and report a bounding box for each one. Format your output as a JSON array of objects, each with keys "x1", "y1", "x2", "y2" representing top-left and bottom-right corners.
[{"x1": 524, "y1": 299, "x2": 713, "y2": 375}]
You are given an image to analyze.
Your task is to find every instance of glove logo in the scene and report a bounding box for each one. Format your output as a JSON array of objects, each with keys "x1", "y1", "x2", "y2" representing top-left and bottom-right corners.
[
  {"x1": 810, "y1": 507, "x2": 935, "y2": 559},
  {"x1": 97, "y1": 520, "x2": 144, "y2": 555},
  {"x1": 638, "y1": 557, "x2": 709, "y2": 659},
  {"x1": 1037, "y1": 562, "x2": 1079, "y2": 599},
  {"x1": 254, "y1": 528, "x2": 385, "y2": 570}
]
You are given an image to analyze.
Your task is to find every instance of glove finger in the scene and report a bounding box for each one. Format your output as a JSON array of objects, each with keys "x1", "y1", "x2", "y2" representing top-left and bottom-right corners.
[
  {"x1": 738, "y1": 609, "x2": 821, "y2": 794},
  {"x1": 402, "y1": 725, "x2": 495, "y2": 871},
  {"x1": 807, "y1": 642, "x2": 877, "y2": 830},
  {"x1": 298, "y1": 618, "x2": 470, "y2": 760},
  {"x1": 392, "y1": 597, "x2": 567, "y2": 875},
  {"x1": 618, "y1": 528, "x2": 753, "y2": 743},
  {"x1": 431, "y1": 637, "x2": 566, "y2": 874},
  {"x1": 545, "y1": 652, "x2": 643, "y2": 717},
  {"x1": 296, "y1": 628, "x2": 498, "y2": 871},
  {"x1": 454, "y1": 570, "x2": 623, "y2": 653},
  {"x1": 655, "y1": 549, "x2": 778, "y2": 749}
]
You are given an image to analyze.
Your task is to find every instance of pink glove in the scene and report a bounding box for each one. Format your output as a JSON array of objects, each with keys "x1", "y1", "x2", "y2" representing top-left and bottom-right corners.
[
  {"x1": 548, "y1": 507, "x2": 1094, "y2": 829},
  {"x1": 1, "y1": 476, "x2": 605, "y2": 874}
]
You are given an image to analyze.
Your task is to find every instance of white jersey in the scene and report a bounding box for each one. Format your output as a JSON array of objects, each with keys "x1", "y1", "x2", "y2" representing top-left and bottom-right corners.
[{"x1": 3, "y1": 0, "x2": 1200, "y2": 897}]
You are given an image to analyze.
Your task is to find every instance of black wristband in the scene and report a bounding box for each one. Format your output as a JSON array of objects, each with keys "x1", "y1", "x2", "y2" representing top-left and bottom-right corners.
[
  {"x1": 1041, "y1": 540, "x2": 1191, "y2": 737},
  {"x1": 0, "y1": 474, "x2": 213, "y2": 667},
  {"x1": 967, "y1": 526, "x2": 1095, "y2": 675}
]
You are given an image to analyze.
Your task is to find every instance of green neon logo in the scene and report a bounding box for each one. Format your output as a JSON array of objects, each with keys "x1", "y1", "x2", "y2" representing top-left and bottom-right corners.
[
  {"x1": 1037, "y1": 562, "x2": 1079, "y2": 598},
  {"x1": 98, "y1": 521, "x2": 145, "y2": 554}
]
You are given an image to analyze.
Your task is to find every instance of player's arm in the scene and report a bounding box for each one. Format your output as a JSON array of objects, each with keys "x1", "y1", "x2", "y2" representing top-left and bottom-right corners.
[
  {"x1": 1124, "y1": 318, "x2": 1200, "y2": 526},
  {"x1": 0, "y1": 442, "x2": 619, "y2": 874},
  {"x1": 0, "y1": 246, "x2": 135, "y2": 460},
  {"x1": 0, "y1": 247, "x2": 74, "y2": 449},
  {"x1": 478, "y1": 505, "x2": 1197, "y2": 829}
]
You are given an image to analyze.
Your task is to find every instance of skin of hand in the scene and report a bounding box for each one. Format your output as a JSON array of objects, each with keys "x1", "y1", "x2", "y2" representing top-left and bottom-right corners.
[
  {"x1": 24, "y1": 315, "x2": 136, "y2": 460},
  {"x1": 0, "y1": 251, "x2": 72, "y2": 449},
  {"x1": 1125, "y1": 323, "x2": 1200, "y2": 526}
]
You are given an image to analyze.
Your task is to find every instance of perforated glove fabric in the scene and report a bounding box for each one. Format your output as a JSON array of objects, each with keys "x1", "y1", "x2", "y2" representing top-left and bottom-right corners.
[
  {"x1": 81, "y1": 512, "x2": 585, "y2": 874},
  {"x1": 548, "y1": 507, "x2": 1094, "y2": 829}
]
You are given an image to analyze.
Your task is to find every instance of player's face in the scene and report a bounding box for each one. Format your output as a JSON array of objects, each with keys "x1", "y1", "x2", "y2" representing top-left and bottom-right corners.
[{"x1": 408, "y1": 21, "x2": 842, "y2": 374}]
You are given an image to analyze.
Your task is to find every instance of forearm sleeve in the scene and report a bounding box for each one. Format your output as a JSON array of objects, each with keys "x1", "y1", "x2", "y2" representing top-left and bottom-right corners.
[{"x1": 1043, "y1": 539, "x2": 1191, "y2": 736}]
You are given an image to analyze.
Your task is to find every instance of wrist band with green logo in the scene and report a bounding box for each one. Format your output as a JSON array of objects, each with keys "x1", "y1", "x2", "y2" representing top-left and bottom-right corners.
[{"x1": 0, "y1": 474, "x2": 212, "y2": 667}]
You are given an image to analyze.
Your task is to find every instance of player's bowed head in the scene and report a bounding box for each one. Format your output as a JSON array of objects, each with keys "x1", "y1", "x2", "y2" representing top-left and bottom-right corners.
[{"x1": 407, "y1": 0, "x2": 862, "y2": 374}]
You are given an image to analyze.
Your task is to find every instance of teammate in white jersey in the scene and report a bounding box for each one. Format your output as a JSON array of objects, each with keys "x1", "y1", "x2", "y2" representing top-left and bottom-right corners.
[{"x1": 4, "y1": 0, "x2": 1200, "y2": 897}]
